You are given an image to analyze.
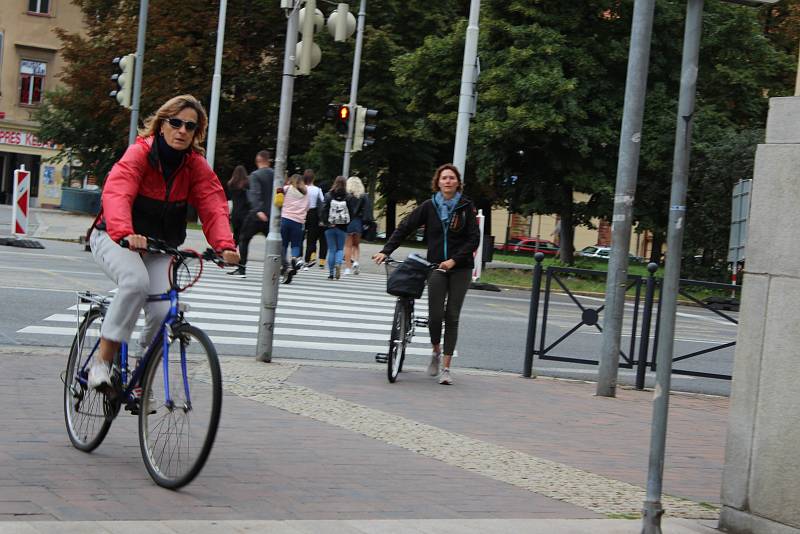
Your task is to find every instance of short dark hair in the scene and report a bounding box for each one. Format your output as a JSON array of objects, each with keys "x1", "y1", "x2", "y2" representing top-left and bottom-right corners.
[
  {"x1": 256, "y1": 150, "x2": 271, "y2": 163},
  {"x1": 303, "y1": 168, "x2": 315, "y2": 185},
  {"x1": 431, "y1": 163, "x2": 463, "y2": 193}
]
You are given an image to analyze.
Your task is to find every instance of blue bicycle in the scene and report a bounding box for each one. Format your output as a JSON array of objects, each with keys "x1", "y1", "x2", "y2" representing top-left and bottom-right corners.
[{"x1": 63, "y1": 237, "x2": 225, "y2": 489}]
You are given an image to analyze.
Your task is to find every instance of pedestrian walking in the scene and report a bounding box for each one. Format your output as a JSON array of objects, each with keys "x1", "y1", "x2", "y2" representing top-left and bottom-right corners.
[
  {"x1": 86, "y1": 94, "x2": 239, "y2": 391},
  {"x1": 228, "y1": 150, "x2": 273, "y2": 278},
  {"x1": 302, "y1": 169, "x2": 326, "y2": 270},
  {"x1": 344, "y1": 176, "x2": 371, "y2": 275},
  {"x1": 227, "y1": 165, "x2": 249, "y2": 246},
  {"x1": 280, "y1": 173, "x2": 308, "y2": 273},
  {"x1": 319, "y1": 175, "x2": 350, "y2": 280},
  {"x1": 372, "y1": 164, "x2": 480, "y2": 385}
]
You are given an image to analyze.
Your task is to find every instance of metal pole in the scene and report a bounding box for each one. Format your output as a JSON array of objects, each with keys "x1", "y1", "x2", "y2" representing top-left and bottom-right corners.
[
  {"x1": 256, "y1": 1, "x2": 300, "y2": 362},
  {"x1": 206, "y1": 0, "x2": 228, "y2": 169},
  {"x1": 641, "y1": 1, "x2": 703, "y2": 531},
  {"x1": 452, "y1": 0, "x2": 481, "y2": 178},
  {"x1": 635, "y1": 262, "x2": 658, "y2": 390},
  {"x1": 129, "y1": 0, "x2": 148, "y2": 146},
  {"x1": 597, "y1": 0, "x2": 657, "y2": 397},
  {"x1": 341, "y1": 0, "x2": 366, "y2": 178},
  {"x1": 523, "y1": 253, "x2": 544, "y2": 378}
]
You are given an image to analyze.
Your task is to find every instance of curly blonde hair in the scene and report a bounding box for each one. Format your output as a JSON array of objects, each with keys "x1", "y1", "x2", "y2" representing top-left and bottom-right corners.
[
  {"x1": 346, "y1": 176, "x2": 365, "y2": 198},
  {"x1": 138, "y1": 94, "x2": 208, "y2": 154}
]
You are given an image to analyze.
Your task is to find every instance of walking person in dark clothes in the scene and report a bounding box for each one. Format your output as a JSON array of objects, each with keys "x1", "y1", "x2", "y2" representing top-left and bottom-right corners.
[
  {"x1": 372, "y1": 164, "x2": 480, "y2": 385},
  {"x1": 302, "y1": 169, "x2": 326, "y2": 269},
  {"x1": 228, "y1": 150, "x2": 273, "y2": 278},
  {"x1": 227, "y1": 165, "x2": 250, "y2": 246},
  {"x1": 319, "y1": 175, "x2": 351, "y2": 280}
]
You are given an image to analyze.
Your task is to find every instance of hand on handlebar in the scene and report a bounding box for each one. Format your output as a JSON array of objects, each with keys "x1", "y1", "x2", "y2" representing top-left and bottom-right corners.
[
  {"x1": 372, "y1": 252, "x2": 387, "y2": 264},
  {"x1": 438, "y1": 259, "x2": 456, "y2": 271},
  {"x1": 222, "y1": 250, "x2": 240, "y2": 266},
  {"x1": 122, "y1": 234, "x2": 148, "y2": 251}
]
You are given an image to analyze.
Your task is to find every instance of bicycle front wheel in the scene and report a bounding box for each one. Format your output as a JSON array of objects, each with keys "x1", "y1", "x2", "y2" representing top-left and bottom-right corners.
[
  {"x1": 63, "y1": 309, "x2": 114, "y2": 452},
  {"x1": 387, "y1": 299, "x2": 409, "y2": 383},
  {"x1": 138, "y1": 324, "x2": 222, "y2": 489}
]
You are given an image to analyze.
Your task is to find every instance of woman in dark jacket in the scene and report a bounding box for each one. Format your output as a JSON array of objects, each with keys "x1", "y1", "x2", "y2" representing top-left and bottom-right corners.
[
  {"x1": 373, "y1": 163, "x2": 480, "y2": 385},
  {"x1": 319, "y1": 175, "x2": 350, "y2": 280},
  {"x1": 227, "y1": 165, "x2": 250, "y2": 246}
]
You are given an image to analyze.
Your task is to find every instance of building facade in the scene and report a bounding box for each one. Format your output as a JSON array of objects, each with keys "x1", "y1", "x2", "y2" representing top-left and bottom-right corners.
[{"x1": 0, "y1": 0, "x2": 84, "y2": 207}]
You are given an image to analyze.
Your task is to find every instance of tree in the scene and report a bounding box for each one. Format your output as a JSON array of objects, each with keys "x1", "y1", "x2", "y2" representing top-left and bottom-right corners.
[{"x1": 36, "y1": 0, "x2": 284, "y2": 185}]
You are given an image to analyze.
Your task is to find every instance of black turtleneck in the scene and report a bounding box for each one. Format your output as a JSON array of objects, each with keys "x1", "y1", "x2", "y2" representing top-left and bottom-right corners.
[{"x1": 156, "y1": 133, "x2": 187, "y2": 180}]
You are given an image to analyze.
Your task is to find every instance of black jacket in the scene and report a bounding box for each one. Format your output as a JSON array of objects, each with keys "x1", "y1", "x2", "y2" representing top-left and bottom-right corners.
[
  {"x1": 346, "y1": 194, "x2": 372, "y2": 221},
  {"x1": 246, "y1": 167, "x2": 274, "y2": 218},
  {"x1": 319, "y1": 188, "x2": 350, "y2": 230},
  {"x1": 381, "y1": 196, "x2": 480, "y2": 269}
]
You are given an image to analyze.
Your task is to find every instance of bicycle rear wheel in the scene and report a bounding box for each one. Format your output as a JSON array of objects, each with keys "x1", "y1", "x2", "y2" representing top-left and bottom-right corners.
[
  {"x1": 138, "y1": 324, "x2": 222, "y2": 489},
  {"x1": 63, "y1": 309, "x2": 114, "y2": 452},
  {"x1": 387, "y1": 299, "x2": 409, "y2": 383}
]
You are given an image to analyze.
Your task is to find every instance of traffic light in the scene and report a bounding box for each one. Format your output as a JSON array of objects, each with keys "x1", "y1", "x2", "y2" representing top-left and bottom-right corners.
[
  {"x1": 110, "y1": 54, "x2": 135, "y2": 109},
  {"x1": 352, "y1": 105, "x2": 378, "y2": 153},
  {"x1": 328, "y1": 104, "x2": 350, "y2": 136},
  {"x1": 296, "y1": 0, "x2": 323, "y2": 76}
]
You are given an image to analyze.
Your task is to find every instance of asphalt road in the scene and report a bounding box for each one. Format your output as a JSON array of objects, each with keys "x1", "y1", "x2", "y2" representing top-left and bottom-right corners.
[{"x1": 0, "y1": 238, "x2": 736, "y2": 396}]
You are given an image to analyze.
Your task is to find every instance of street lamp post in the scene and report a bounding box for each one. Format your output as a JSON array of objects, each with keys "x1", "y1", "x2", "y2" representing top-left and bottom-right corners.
[
  {"x1": 452, "y1": 0, "x2": 481, "y2": 178},
  {"x1": 341, "y1": 0, "x2": 366, "y2": 178},
  {"x1": 640, "y1": 1, "x2": 777, "y2": 531},
  {"x1": 206, "y1": 0, "x2": 228, "y2": 169}
]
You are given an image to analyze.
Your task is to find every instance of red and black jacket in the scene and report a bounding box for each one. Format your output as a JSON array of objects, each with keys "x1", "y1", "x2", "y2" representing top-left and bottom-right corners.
[{"x1": 92, "y1": 136, "x2": 235, "y2": 251}]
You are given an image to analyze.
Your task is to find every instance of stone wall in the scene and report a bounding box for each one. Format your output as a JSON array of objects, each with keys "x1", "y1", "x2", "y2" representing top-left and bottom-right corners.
[{"x1": 719, "y1": 96, "x2": 800, "y2": 533}]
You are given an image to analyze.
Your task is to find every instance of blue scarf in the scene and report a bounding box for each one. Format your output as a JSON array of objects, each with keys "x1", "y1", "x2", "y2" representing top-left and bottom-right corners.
[{"x1": 434, "y1": 191, "x2": 461, "y2": 222}]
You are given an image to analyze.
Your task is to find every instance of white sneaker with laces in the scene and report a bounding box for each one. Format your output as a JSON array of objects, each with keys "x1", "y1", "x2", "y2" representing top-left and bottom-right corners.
[
  {"x1": 344, "y1": 268, "x2": 352, "y2": 275},
  {"x1": 427, "y1": 351, "x2": 441, "y2": 376},
  {"x1": 353, "y1": 262, "x2": 360, "y2": 275},
  {"x1": 88, "y1": 357, "x2": 112, "y2": 390},
  {"x1": 439, "y1": 368, "x2": 452, "y2": 385}
]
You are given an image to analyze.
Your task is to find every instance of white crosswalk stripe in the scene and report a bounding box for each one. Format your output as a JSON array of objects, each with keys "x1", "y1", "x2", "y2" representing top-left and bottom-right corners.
[{"x1": 17, "y1": 263, "x2": 436, "y2": 359}]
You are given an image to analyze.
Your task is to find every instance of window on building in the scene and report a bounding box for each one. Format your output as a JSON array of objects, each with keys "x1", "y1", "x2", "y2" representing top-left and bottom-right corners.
[
  {"x1": 19, "y1": 60, "x2": 46, "y2": 106},
  {"x1": 27, "y1": 0, "x2": 50, "y2": 15}
]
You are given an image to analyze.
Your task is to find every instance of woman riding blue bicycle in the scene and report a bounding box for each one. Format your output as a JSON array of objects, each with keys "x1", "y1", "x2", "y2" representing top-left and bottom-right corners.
[
  {"x1": 87, "y1": 94, "x2": 239, "y2": 392},
  {"x1": 373, "y1": 164, "x2": 480, "y2": 385}
]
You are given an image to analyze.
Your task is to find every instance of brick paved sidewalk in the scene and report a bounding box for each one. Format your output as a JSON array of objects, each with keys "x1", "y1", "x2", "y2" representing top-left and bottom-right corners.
[{"x1": 0, "y1": 346, "x2": 727, "y2": 531}]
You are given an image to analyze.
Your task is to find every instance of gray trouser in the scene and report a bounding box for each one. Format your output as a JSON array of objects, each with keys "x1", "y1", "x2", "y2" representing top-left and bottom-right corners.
[
  {"x1": 90, "y1": 230, "x2": 171, "y2": 352},
  {"x1": 427, "y1": 268, "x2": 471, "y2": 356}
]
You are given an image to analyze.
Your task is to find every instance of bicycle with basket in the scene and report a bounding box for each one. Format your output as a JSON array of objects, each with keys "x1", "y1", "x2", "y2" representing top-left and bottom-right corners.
[
  {"x1": 375, "y1": 253, "x2": 439, "y2": 383},
  {"x1": 62, "y1": 237, "x2": 230, "y2": 489}
]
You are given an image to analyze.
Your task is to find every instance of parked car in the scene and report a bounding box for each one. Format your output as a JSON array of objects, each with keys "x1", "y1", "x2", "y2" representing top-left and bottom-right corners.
[
  {"x1": 577, "y1": 245, "x2": 643, "y2": 263},
  {"x1": 495, "y1": 237, "x2": 560, "y2": 256}
]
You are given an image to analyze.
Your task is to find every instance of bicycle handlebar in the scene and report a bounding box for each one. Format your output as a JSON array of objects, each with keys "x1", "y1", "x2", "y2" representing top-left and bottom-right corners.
[
  {"x1": 382, "y1": 255, "x2": 442, "y2": 271},
  {"x1": 119, "y1": 237, "x2": 233, "y2": 268}
]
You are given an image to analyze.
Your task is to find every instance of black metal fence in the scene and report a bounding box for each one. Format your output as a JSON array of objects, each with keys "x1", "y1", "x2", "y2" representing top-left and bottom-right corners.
[{"x1": 523, "y1": 254, "x2": 739, "y2": 389}]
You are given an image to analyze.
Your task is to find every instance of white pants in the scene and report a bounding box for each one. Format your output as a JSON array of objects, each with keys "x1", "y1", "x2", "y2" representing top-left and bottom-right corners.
[{"x1": 90, "y1": 230, "x2": 171, "y2": 352}]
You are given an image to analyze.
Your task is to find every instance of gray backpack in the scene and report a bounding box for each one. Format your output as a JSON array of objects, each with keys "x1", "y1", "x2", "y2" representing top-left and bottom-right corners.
[{"x1": 329, "y1": 198, "x2": 350, "y2": 225}]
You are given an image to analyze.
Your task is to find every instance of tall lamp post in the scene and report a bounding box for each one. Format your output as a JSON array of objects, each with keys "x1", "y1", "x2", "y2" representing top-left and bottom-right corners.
[
  {"x1": 640, "y1": 1, "x2": 778, "y2": 532},
  {"x1": 206, "y1": 0, "x2": 228, "y2": 169}
]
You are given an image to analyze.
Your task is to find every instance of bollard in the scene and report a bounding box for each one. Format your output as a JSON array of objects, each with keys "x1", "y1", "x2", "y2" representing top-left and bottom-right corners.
[
  {"x1": 523, "y1": 253, "x2": 545, "y2": 378},
  {"x1": 635, "y1": 262, "x2": 659, "y2": 390}
]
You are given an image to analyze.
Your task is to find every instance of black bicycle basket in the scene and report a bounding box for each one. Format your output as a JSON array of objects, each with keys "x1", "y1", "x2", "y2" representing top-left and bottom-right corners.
[{"x1": 386, "y1": 255, "x2": 431, "y2": 299}]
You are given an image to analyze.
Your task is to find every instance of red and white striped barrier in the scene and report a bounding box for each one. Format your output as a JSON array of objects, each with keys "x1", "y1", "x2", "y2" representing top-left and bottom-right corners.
[{"x1": 12, "y1": 165, "x2": 30, "y2": 236}]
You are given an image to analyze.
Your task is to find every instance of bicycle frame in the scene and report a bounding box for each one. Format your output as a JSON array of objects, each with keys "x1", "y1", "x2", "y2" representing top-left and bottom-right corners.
[{"x1": 76, "y1": 287, "x2": 189, "y2": 409}]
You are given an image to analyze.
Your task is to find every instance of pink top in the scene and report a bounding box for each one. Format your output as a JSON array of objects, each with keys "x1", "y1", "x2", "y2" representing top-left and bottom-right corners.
[{"x1": 281, "y1": 185, "x2": 309, "y2": 224}]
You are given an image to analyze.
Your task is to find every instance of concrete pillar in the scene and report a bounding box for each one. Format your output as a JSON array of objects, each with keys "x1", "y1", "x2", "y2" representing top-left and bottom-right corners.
[{"x1": 719, "y1": 96, "x2": 800, "y2": 534}]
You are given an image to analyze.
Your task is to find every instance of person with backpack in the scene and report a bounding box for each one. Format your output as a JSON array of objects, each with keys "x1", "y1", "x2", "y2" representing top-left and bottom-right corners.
[
  {"x1": 372, "y1": 164, "x2": 480, "y2": 385},
  {"x1": 319, "y1": 175, "x2": 350, "y2": 280}
]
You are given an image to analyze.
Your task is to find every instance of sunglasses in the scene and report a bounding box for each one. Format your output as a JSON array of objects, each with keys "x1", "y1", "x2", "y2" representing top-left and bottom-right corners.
[{"x1": 166, "y1": 117, "x2": 198, "y2": 132}]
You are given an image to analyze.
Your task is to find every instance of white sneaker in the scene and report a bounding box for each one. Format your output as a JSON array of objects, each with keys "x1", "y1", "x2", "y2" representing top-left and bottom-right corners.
[
  {"x1": 439, "y1": 368, "x2": 452, "y2": 385},
  {"x1": 344, "y1": 268, "x2": 352, "y2": 275},
  {"x1": 88, "y1": 357, "x2": 112, "y2": 390},
  {"x1": 427, "y1": 352, "x2": 441, "y2": 376},
  {"x1": 353, "y1": 262, "x2": 360, "y2": 275}
]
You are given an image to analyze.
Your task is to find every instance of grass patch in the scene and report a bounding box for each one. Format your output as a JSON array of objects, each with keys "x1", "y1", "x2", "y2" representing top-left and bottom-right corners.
[
  {"x1": 493, "y1": 252, "x2": 658, "y2": 277},
  {"x1": 605, "y1": 513, "x2": 641, "y2": 520},
  {"x1": 187, "y1": 221, "x2": 203, "y2": 231}
]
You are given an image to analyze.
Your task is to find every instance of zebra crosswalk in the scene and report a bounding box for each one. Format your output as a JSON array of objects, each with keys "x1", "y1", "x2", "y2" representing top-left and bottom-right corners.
[{"x1": 17, "y1": 263, "x2": 435, "y2": 362}]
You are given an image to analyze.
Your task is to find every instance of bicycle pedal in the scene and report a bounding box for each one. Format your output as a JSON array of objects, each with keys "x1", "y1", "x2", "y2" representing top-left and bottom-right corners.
[{"x1": 375, "y1": 353, "x2": 388, "y2": 363}]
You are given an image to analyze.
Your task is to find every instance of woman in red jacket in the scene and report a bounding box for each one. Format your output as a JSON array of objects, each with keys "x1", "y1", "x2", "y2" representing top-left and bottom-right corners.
[{"x1": 88, "y1": 94, "x2": 239, "y2": 391}]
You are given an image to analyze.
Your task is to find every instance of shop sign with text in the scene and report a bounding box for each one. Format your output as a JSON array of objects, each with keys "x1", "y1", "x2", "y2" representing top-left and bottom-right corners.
[{"x1": 0, "y1": 128, "x2": 56, "y2": 149}]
